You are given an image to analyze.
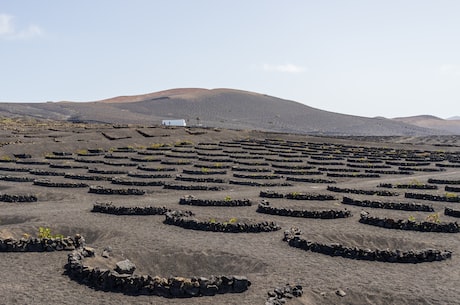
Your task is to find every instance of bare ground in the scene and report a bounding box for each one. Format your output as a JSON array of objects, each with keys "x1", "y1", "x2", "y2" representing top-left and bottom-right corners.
[{"x1": 0, "y1": 121, "x2": 459, "y2": 305}]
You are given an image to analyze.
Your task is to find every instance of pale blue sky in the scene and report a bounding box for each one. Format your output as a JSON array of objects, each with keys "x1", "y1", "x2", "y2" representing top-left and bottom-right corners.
[{"x1": 1, "y1": 1, "x2": 459, "y2": 118}]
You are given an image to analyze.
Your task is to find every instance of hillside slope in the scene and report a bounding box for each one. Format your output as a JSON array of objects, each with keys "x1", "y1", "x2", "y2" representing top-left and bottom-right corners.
[
  {"x1": 0, "y1": 88, "x2": 449, "y2": 136},
  {"x1": 393, "y1": 115, "x2": 460, "y2": 134}
]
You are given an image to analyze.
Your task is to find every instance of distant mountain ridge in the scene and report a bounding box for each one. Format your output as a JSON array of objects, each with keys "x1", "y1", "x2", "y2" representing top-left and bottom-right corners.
[
  {"x1": 393, "y1": 115, "x2": 460, "y2": 134},
  {"x1": 0, "y1": 88, "x2": 454, "y2": 136}
]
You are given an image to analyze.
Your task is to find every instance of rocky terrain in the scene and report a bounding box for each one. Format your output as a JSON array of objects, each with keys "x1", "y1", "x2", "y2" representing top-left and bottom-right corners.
[{"x1": 0, "y1": 119, "x2": 459, "y2": 304}]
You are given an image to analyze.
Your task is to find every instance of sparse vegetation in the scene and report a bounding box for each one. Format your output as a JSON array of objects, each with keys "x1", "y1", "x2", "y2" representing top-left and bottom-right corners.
[
  {"x1": 174, "y1": 140, "x2": 193, "y2": 147},
  {"x1": 37, "y1": 227, "x2": 64, "y2": 239},
  {"x1": 76, "y1": 149, "x2": 88, "y2": 155},
  {"x1": 446, "y1": 192, "x2": 458, "y2": 199},
  {"x1": 0, "y1": 155, "x2": 13, "y2": 161},
  {"x1": 425, "y1": 213, "x2": 441, "y2": 224}
]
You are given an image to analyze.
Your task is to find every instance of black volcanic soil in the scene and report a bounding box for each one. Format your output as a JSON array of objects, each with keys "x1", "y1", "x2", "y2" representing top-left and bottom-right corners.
[{"x1": 0, "y1": 119, "x2": 459, "y2": 305}]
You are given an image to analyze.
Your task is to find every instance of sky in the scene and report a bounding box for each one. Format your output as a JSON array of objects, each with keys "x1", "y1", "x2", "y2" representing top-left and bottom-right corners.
[{"x1": 1, "y1": 1, "x2": 459, "y2": 119}]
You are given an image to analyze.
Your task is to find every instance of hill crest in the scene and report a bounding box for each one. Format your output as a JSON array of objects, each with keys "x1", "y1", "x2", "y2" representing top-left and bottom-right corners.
[{"x1": 0, "y1": 88, "x2": 453, "y2": 136}]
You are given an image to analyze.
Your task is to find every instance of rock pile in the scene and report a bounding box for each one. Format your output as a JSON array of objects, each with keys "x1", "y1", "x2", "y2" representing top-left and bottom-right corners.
[{"x1": 265, "y1": 284, "x2": 303, "y2": 305}]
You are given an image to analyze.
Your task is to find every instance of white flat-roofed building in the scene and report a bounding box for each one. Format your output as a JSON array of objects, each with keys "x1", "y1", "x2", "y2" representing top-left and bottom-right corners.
[{"x1": 162, "y1": 119, "x2": 186, "y2": 126}]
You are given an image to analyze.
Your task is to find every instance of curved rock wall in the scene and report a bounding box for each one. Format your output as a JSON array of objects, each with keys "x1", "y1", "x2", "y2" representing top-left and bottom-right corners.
[
  {"x1": 163, "y1": 212, "x2": 281, "y2": 233},
  {"x1": 283, "y1": 228, "x2": 452, "y2": 263},
  {"x1": 342, "y1": 197, "x2": 434, "y2": 212},
  {"x1": 0, "y1": 236, "x2": 77, "y2": 252},
  {"x1": 256, "y1": 202, "x2": 351, "y2": 219},
  {"x1": 359, "y1": 214, "x2": 459, "y2": 233},
  {"x1": 445, "y1": 207, "x2": 460, "y2": 218},
  {"x1": 179, "y1": 195, "x2": 252, "y2": 207},
  {"x1": 405, "y1": 192, "x2": 460, "y2": 203}
]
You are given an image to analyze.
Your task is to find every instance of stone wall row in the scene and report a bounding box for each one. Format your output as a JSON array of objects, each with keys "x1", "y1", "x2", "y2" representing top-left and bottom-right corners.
[
  {"x1": 0, "y1": 193, "x2": 37, "y2": 202},
  {"x1": 428, "y1": 178, "x2": 460, "y2": 184},
  {"x1": 0, "y1": 236, "x2": 79, "y2": 252},
  {"x1": 179, "y1": 195, "x2": 253, "y2": 207},
  {"x1": 91, "y1": 202, "x2": 193, "y2": 216},
  {"x1": 327, "y1": 186, "x2": 399, "y2": 196},
  {"x1": 163, "y1": 212, "x2": 281, "y2": 233},
  {"x1": 404, "y1": 192, "x2": 460, "y2": 203},
  {"x1": 88, "y1": 186, "x2": 145, "y2": 195},
  {"x1": 445, "y1": 207, "x2": 460, "y2": 218},
  {"x1": 283, "y1": 228, "x2": 451, "y2": 263},
  {"x1": 342, "y1": 197, "x2": 434, "y2": 212},
  {"x1": 256, "y1": 202, "x2": 351, "y2": 219},
  {"x1": 229, "y1": 180, "x2": 292, "y2": 187},
  {"x1": 359, "y1": 214, "x2": 459, "y2": 233},
  {"x1": 259, "y1": 191, "x2": 335, "y2": 200},
  {"x1": 163, "y1": 184, "x2": 224, "y2": 191}
]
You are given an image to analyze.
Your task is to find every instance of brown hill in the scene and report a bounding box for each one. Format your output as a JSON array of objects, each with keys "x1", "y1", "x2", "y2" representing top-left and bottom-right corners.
[
  {"x1": 393, "y1": 115, "x2": 460, "y2": 134},
  {"x1": 0, "y1": 88, "x2": 449, "y2": 136}
]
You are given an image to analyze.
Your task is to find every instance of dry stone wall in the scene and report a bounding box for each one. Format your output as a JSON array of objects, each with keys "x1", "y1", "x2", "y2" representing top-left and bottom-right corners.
[{"x1": 283, "y1": 228, "x2": 452, "y2": 263}]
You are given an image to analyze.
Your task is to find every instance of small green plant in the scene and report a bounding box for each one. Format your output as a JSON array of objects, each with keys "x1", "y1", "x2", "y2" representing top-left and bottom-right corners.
[
  {"x1": 214, "y1": 162, "x2": 222, "y2": 168},
  {"x1": 76, "y1": 149, "x2": 88, "y2": 155},
  {"x1": 201, "y1": 167, "x2": 209, "y2": 173},
  {"x1": 408, "y1": 215, "x2": 416, "y2": 222},
  {"x1": 425, "y1": 213, "x2": 440, "y2": 224},
  {"x1": 209, "y1": 218, "x2": 217, "y2": 224},
  {"x1": 0, "y1": 155, "x2": 13, "y2": 161},
  {"x1": 228, "y1": 217, "x2": 238, "y2": 224},
  {"x1": 446, "y1": 192, "x2": 458, "y2": 199},
  {"x1": 409, "y1": 179, "x2": 422, "y2": 186},
  {"x1": 150, "y1": 143, "x2": 165, "y2": 148},
  {"x1": 224, "y1": 196, "x2": 232, "y2": 202},
  {"x1": 37, "y1": 227, "x2": 64, "y2": 239}
]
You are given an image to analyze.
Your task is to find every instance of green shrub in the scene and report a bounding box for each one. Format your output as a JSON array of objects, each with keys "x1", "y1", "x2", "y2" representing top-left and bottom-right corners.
[{"x1": 37, "y1": 227, "x2": 64, "y2": 239}]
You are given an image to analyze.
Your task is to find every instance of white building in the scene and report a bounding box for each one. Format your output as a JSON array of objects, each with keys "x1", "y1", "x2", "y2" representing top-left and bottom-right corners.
[{"x1": 161, "y1": 119, "x2": 186, "y2": 127}]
